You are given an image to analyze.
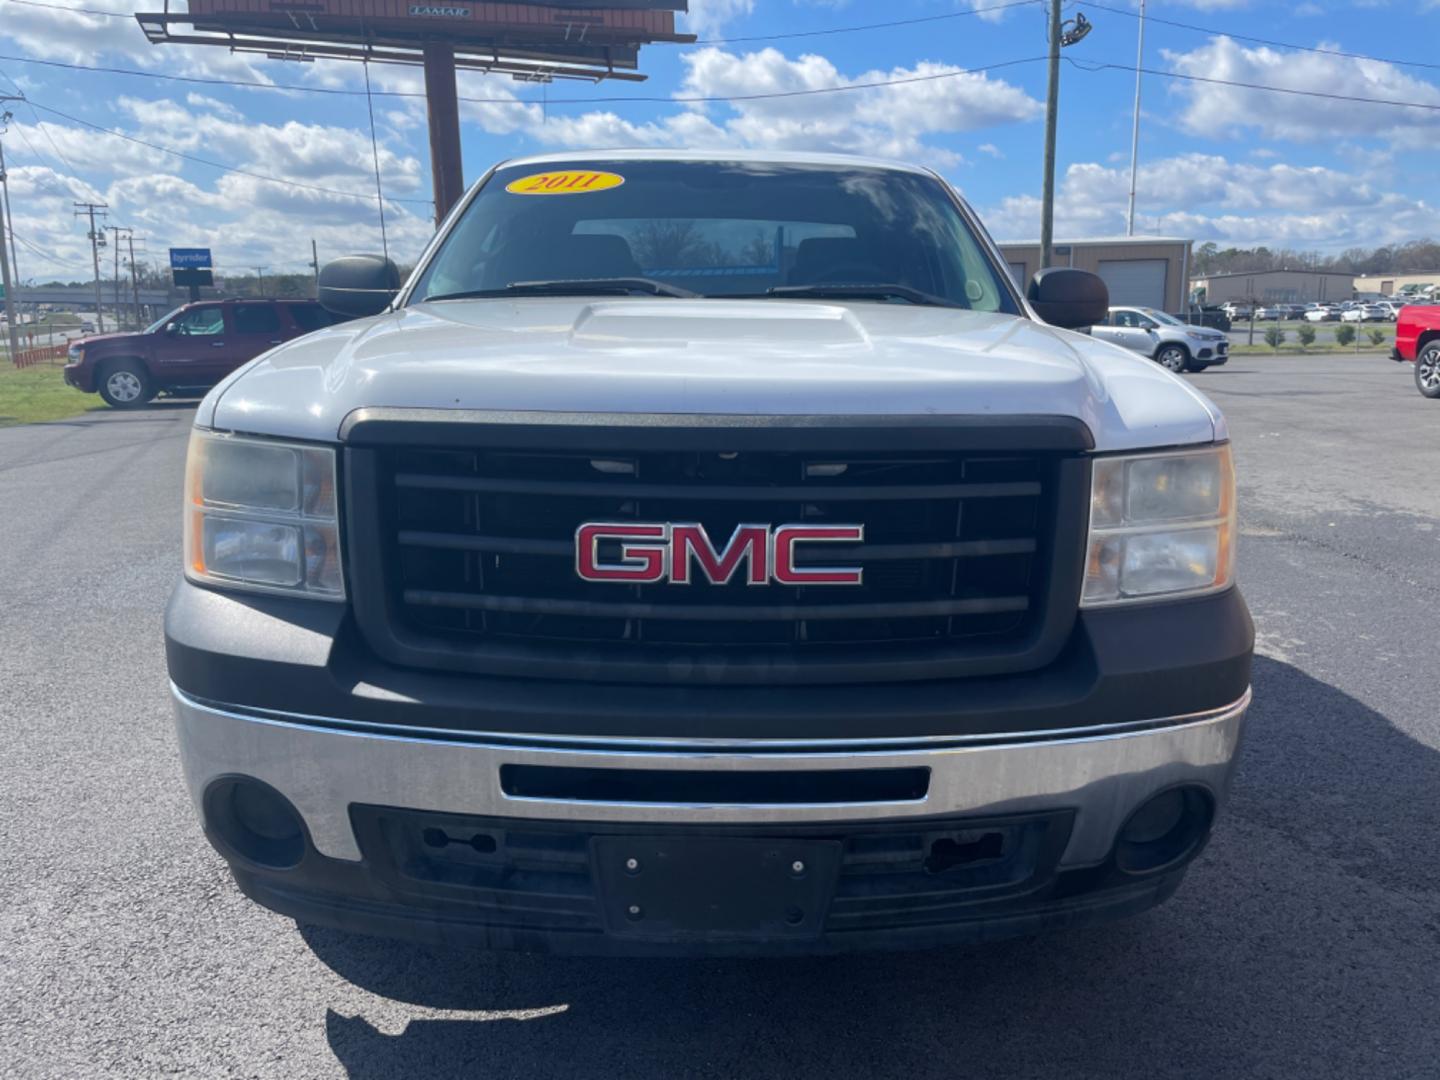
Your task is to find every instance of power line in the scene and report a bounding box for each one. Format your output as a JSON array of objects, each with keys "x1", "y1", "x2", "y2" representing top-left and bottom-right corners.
[
  {"x1": 0, "y1": 53, "x2": 415, "y2": 99},
  {"x1": 23, "y1": 98, "x2": 436, "y2": 206},
  {"x1": 0, "y1": 68, "x2": 86, "y2": 183},
  {"x1": 693, "y1": 1, "x2": 1042, "y2": 44},
  {"x1": 1080, "y1": 0, "x2": 1440, "y2": 75},
  {"x1": 11, "y1": 0, "x2": 1440, "y2": 80},
  {"x1": 0, "y1": 52, "x2": 1050, "y2": 106},
  {"x1": 4, "y1": 0, "x2": 126, "y2": 15},
  {"x1": 4, "y1": 0, "x2": 1043, "y2": 46},
  {"x1": 12, "y1": 230, "x2": 89, "y2": 269},
  {"x1": 361, "y1": 59, "x2": 389, "y2": 261},
  {"x1": 1069, "y1": 57, "x2": 1440, "y2": 114}
]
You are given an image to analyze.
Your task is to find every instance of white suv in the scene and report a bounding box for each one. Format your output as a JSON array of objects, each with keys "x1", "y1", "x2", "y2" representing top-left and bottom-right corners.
[{"x1": 1091, "y1": 306, "x2": 1230, "y2": 372}]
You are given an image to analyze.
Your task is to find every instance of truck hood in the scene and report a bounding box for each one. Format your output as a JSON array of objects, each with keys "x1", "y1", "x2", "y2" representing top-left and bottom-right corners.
[
  {"x1": 204, "y1": 298, "x2": 1224, "y2": 451},
  {"x1": 75, "y1": 331, "x2": 146, "y2": 351}
]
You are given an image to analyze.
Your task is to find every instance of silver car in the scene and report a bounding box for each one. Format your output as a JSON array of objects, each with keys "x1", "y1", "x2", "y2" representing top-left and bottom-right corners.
[{"x1": 1092, "y1": 306, "x2": 1230, "y2": 373}]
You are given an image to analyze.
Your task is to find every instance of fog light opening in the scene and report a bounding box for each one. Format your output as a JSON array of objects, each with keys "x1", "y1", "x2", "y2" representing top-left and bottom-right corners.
[
  {"x1": 1114, "y1": 785, "x2": 1214, "y2": 876},
  {"x1": 204, "y1": 777, "x2": 306, "y2": 870}
]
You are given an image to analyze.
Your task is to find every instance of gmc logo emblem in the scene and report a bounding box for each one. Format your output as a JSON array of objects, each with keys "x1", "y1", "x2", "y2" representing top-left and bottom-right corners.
[{"x1": 575, "y1": 522, "x2": 865, "y2": 586}]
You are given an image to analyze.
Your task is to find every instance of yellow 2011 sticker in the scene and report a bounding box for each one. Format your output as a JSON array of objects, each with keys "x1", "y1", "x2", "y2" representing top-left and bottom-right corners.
[{"x1": 505, "y1": 170, "x2": 625, "y2": 195}]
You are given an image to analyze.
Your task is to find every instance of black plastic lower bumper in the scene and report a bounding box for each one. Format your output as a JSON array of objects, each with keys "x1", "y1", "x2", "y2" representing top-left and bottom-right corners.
[
  {"x1": 225, "y1": 807, "x2": 1190, "y2": 957},
  {"x1": 164, "y1": 580, "x2": 1253, "y2": 744}
]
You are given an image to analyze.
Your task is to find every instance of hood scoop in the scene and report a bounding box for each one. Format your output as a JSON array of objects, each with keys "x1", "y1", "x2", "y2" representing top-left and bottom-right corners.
[{"x1": 568, "y1": 299, "x2": 870, "y2": 349}]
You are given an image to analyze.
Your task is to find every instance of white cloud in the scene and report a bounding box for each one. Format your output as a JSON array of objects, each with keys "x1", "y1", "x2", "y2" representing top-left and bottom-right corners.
[
  {"x1": 682, "y1": 0, "x2": 755, "y2": 37},
  {"x1": 532, "y1": 46, "x2": 1041, "y2": 166},
  {"x1": 978, "y1": 143, "x2": 1004, "y2": 158},
  {"x1": 980, "y1": 152, "x2": 1440, "y2": 250},
  {"x1": 968, "y1": 0, "x2": 1018, "y2": 22},
  {"x1": 3, "y1": 98, "x2": 433, "y2": 281},
  {"x1": 3, "y1": 1, "x2": 153, "y2": 66},
  {"x1": 114, "y1": 97, "x2": 422, "y2": 194},
  {"x1": 1163, "y1": 36, "x2": 1440, "y2": 146}
]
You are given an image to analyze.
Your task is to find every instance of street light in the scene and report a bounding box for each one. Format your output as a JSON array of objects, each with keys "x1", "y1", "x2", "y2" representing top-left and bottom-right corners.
[{"x1": 1040, "y1": 5, "x2": 1094, "y2": 270}]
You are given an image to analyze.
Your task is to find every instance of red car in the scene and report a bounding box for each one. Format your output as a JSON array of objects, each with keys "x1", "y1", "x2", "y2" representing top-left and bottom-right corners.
[
  {"x1": 1392, "y1": 303, "x2": 1440, "y2": 399},
  {"x1": 63, "y1": 298, "x2": 344, "y2": 408}
]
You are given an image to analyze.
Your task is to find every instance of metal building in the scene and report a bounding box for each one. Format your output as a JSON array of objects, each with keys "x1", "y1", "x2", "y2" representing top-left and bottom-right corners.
[
  {"x1": 999, "y1": 237, "x2": 1191, "y2": 313},
  {"x1": 1190, "y1": 269, "x2": 1354, "y2": 305}
]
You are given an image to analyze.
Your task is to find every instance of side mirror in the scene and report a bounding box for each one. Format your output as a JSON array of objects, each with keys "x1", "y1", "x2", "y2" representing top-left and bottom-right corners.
[
  {"x1": 318, "y1": 254, "x2": 401, "y2": 318},
  {"x1": 1027, "y1": 268, "x2": 1109, "y2": 330},
  {"x1": 164, "y1": 322, "x2": 179, "y2": 335}
]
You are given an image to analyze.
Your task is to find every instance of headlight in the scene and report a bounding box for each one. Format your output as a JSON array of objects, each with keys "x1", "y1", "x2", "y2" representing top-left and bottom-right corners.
[
  {"x1": 1185, "y1": 331, "x2": 1209, "y2": 341},
  {"x1": 67, "y1": 345, "x2": 83, "y2": 361},
  {"x1": 183, "y1": 430, "x2": 344, "y2": 599},
  {"x1": 1082, "y1": 444, "x2": 1235, "y2": 606}
]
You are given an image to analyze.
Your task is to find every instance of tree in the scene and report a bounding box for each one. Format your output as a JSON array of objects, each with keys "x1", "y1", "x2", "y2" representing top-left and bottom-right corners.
[
  {"x1": 1264, "y1": 326, "x2": 1286, "y2": 350},
  {"x1": 631, "y1": 220, "x2": 721, "y2": 269},
  {"x1": 1191, "y1": 238, "x2": 1440, "y2": 279},
  {"x1": 1297, "y1": 323, "x2": 1316, "y2": 350},
  {"x1": 1368, "y1": 328, "x2": 1387, "y2": 347},
  {"x1": 1335, "y1": 323, "x2": 1356, "y2": 346},
  {"x1": 739, "y1": 230, "x2": 774, "y2": 267}
]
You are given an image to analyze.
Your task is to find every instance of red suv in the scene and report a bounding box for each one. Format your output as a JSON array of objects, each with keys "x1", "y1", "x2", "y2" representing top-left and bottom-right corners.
[
  {"x1": 63, "y1": 299, "x2": 343, "y2": 408},
  {"x1": 1392, "y1": 303, "x2": 1440, "y2": 399}
]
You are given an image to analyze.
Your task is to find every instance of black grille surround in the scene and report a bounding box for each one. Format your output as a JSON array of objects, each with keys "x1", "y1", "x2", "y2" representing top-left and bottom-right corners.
[{"x1": 343, "y1": 411, "x2": 1092, "y2": 686}]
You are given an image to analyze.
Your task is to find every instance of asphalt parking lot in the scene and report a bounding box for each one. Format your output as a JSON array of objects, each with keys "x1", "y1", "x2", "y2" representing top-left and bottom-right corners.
[{"x1": 2, "y1": 353, "x2": 1438, "y2": 1080}]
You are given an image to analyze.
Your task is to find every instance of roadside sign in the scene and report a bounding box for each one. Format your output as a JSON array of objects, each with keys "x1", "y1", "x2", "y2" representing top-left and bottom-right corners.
[{"x1": 169, "y1": 248, "x2": 213, "y2": 270}]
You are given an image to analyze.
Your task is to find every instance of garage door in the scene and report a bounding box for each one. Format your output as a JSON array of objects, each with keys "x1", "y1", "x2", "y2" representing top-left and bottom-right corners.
[
  {"x1": 1098, "y1": 259, "x2": 1168, "y2": 309},
  {"x1": 1007, "y1": 261, "x2": 1027, "y2": 288}
]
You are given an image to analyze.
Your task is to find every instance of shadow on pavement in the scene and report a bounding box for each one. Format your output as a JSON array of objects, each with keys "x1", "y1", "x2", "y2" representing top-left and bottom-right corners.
[
  {"x1": 16, "y1": 401, "x2": 197, "y2": 430},
  {"x1": 305, "y1": 655, "x2": 1440, "y2": 1080}
]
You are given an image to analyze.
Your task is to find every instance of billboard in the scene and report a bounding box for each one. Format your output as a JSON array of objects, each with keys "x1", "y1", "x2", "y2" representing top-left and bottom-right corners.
[
  {"x1": 169, "y1": 248, "x2": 213, "y2": 270},
  {"x1": 139, "y1": 0, "x2": 691, "y2": 78}
]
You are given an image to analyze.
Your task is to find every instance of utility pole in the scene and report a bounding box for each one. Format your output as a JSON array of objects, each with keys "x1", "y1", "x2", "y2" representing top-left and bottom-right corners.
[
  {"x1": 74, "y1": 201, "x2": 108, "y2": 333},
  {"x1": 310, "y1": 239, "x2": 320, "y2": 297},
  {"x1": 107, "y1": 226, "x2": 131, "y2": 329},
  {"x1": 254, "y1": 265, "x2": 267, "y2": 297},
  {"x1": 0, "y1": 137, "x2": 21, "y2": 316},
  {"x1": 1039, "y1": 0, "x2": 1062, "y2": 270},
  {"x1": 127, "y1": 234, "x2": 143, "y2": 329},
  {"x1": 1039, "y1": 7, "x2": 1093, "y2": 269},
  {"x1": 1125, "y1": 0, "x2": 1147, "y2": 237},
  {"x1": 0, "y1": 160, "x2": 17, "y2": 361},
  {"x1": 0, "y1": 103, "x2": 21, "y2": 359}
]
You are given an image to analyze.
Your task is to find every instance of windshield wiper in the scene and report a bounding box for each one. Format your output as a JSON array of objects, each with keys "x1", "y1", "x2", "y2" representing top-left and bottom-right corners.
[
  {"x1": 764, "y1": 283, "x2": 959, "y2": 307},
  {"x1": 423, "y1": 277, "x2": 699, "y2": 302}
]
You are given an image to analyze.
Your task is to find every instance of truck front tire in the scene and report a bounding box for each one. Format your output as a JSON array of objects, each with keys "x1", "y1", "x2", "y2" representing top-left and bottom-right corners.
[
  {"x1": 1416, "y1": 343, "x2": 1440, "y2": 399},
  {"x1": 98, "y1": 360, "x2": 154, "y2": 409}
]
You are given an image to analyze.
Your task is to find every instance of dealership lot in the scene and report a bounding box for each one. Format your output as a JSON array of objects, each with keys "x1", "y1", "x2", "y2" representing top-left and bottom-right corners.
[{"x1": 2, "y1": 354, "x2": 1438, "y2": 1080}]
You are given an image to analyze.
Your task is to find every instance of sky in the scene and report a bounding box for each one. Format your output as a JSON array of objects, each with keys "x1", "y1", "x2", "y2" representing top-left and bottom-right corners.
[{"x1": 3, "y1": 0, "x2": 1440, "y2": 283}]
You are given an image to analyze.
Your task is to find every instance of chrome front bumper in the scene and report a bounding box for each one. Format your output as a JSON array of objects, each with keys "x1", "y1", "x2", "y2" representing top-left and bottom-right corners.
[{"x1": 172, "y1": 685, "x2": 1250, "y2": 868}]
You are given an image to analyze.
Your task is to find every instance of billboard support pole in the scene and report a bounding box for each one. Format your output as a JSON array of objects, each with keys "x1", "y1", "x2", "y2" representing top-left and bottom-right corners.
[{"x1": 423, "y1": 41, "x2": 464, "y2": 226}]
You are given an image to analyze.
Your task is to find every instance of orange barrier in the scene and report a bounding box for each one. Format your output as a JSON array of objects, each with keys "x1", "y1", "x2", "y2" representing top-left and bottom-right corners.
[{"x1": 12, "y1": 343, "x2": 69, "y2": 369}]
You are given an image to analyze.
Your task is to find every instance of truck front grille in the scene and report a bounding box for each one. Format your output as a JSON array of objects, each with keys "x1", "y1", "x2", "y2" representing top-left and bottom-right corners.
[{"x1": 343, "y1": 418, "x2": 1088, "y2": 684}]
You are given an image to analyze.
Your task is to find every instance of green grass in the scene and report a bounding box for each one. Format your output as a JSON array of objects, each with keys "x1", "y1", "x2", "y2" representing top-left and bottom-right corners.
[
  {"x1": 0, "y1": 362, "x2": 103, "y2": 428},
  {"x1": 31, "y1": 312, "x2": 82, "y2": 333},
  {"x1": 1228, "y1": 343, "x2": 1388, "y2": 356}
]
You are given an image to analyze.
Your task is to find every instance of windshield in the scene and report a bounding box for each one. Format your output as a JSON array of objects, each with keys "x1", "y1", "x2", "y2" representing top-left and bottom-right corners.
[
  {"x1": 145, "y1": 306, "x2": 185, "y2": 334},
  {"x1": 1142, "y1": 308, "x2": 1186, "y2": 326},
  {"x1": 410, "y1": 159, "x2": 1020, "y2": 313}
]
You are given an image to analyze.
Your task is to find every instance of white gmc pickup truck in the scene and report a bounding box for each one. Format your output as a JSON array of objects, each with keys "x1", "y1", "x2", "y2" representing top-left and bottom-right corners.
[{"x1": 166, "y1": 150, "x2": 1253, "y2": 955}]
